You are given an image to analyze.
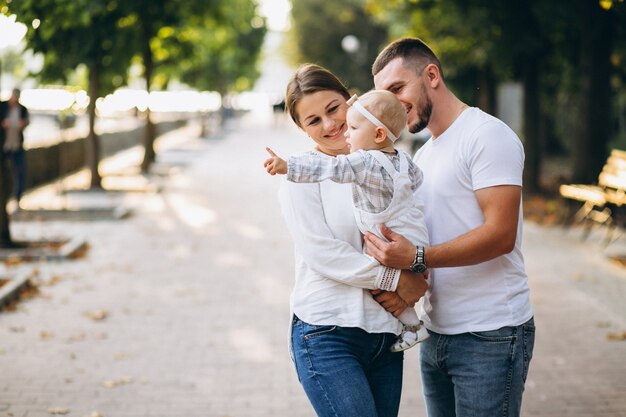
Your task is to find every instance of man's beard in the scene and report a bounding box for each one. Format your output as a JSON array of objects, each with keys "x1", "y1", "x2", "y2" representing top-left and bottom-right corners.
[{"x1": 409, "y1": 95, "x2": 432, "y2": 134}]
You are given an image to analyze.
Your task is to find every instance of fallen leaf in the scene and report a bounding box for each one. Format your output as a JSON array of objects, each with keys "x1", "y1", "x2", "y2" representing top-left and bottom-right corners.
[
  {"x1": 9, "y1": 326, "x2": 25, "y2": 333},
  {"x1": 102, "y1": 376, "x2": 133, "y2": 388},
  {"x1": 66, "y1": 332, "x2": 86, "y2": 343},
  {"x1": 48, "y1": 408, "x2": 70, "y2": 415},
  {"x1": 551, "y1": 356, "x2": 566, "y2": 366},
  {"x1": 93, "y1": 332, "x2": 108, "y2": 340},
  {"x1": 20, "y1": 282, "x2": 40, "y2": 299},
  {"x1": 3, "y1": 256, "x2": 22, "y2": 267},
  {"x1": 84, "y1": 310, "x2": 108, "y2": 321},
  {"x1": 45, "y1": 275, "x2": 63, "y2": 286},
  {"x1": 40, "y1": 331, "x2": 55, "y2": 340},
  {"x1": 607, "y1": 330, "x2": 626, "y2": 341},
  {"x1": 175, "y1": 288, "x2": 194, "y2": 297},
  {"x1": 571, "y1": 273, "x2": 584, "y2": 282},
  {"x1": 68, "y1": 242, "x2": 90, "y2": 259}
]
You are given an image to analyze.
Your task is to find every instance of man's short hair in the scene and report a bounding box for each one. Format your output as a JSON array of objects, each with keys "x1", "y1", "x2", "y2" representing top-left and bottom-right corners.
[{"x1": 372, "y1": 37, "x2": 444, "y2": 79}]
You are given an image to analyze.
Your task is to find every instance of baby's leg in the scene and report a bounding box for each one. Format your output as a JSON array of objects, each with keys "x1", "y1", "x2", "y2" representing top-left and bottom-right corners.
[
  {"x1": 390, "y1": 307, "x2": 429, "y2": 352},
  {"x1": 397, "y1": 308, "x2": 420, "y2": 326}
]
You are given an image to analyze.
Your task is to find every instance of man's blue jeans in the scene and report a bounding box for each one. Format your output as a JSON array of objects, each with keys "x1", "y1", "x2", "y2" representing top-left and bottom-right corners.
[
  {"x1": 291, "y1": 316, "x2": 404, "y2": 417},
  {"x1": 419, "y1": 317, "x2": 535, "y2": 417}
]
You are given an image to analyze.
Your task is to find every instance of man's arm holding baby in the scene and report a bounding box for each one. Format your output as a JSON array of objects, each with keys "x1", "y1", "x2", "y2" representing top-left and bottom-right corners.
[
  {"x1": 365, "y1": 185, "x2": 521, "y2": 269},
  {"x1": 366, "y1": 185, "x2": 521, "y2": 314}
]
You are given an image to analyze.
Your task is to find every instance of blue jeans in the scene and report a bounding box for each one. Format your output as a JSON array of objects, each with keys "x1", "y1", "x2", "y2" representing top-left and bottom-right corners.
[
  {"x1": 5, "y1": 149, "x2": 26, "y2": 202},
  {"x1": 291, "y1": 316, "x2": 404, "y2": 417},
  {"x1": 420, "y1": 317, "x2": 535, "y2": 417}
]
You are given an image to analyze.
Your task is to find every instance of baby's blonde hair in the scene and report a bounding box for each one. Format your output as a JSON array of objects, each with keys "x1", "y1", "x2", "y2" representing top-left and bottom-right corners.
[{"x1": 350, "y1": 90, "x2": 406, "y2": 139}]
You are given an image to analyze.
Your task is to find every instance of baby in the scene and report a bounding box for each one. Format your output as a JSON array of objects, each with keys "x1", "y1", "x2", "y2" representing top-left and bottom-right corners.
[{"x1": 264, "y1": 90, "x2": 429, "y2": 352}]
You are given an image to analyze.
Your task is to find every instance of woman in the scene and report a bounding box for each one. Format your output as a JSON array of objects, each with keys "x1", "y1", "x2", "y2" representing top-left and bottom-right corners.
[{"x1": 274, "y1": 64, "x2": 428, "y2": 417}]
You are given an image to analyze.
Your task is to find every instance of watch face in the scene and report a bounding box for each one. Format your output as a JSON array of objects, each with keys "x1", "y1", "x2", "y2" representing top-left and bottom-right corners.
[{"x1": 414, "y1": 264, "x2": 427, "y2": 274}]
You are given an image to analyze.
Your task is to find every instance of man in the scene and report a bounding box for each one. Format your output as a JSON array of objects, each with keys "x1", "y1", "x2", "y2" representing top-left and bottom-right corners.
[
  {"x1": 0, "y1": 88, "x2": 29, "y2": 207},
  {"x1": 366, "y1": 38, "x2": 535, "y2": 417}
]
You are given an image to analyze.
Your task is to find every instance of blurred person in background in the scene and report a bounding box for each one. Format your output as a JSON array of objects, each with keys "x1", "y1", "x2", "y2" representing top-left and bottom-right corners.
[{"x1": 0, "y1": 88, "x2": 29, "y2": 208}]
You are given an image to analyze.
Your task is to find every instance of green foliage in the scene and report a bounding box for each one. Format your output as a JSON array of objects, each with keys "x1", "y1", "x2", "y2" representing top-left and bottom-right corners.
[
  {"x1": 288, "y1": 0, "x2": 389, "y2": 93},
  {"x1": 8, "y1": 0, "x2": 133, "y2": 95},
  {"x1": 118, "y1": 0, "x2": 224, "y2": 91},
  {"x1": 365, "y1": 0, "x2": 626, "y2": 184},
  {"x1": 177, "y1": 0, "x2": 267, "y2": 95}
]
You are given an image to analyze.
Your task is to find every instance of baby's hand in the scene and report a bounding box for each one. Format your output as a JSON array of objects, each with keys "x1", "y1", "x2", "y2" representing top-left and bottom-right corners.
[{"x1": 264, "y1": 147, "x2": 288, "y2": 175}]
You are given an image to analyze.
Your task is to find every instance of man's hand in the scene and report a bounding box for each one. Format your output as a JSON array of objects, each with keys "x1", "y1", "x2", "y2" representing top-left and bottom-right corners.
[
  {"x1": 364, "y1": 225, "x2": 416, "y2": 269},
  {"x1": 264, "y1": 147, "x2": 288, "y2": 175}
]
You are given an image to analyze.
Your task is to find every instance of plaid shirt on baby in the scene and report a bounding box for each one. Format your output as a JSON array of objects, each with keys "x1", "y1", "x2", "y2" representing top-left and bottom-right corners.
[{"x1": 287, "y1": 149, "x2": 422, "y2": 213}]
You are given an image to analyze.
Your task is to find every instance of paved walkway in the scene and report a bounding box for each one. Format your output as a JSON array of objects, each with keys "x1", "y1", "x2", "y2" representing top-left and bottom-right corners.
[{"x1": 0, "y1": 112, "x2": 625, "y2": 417}]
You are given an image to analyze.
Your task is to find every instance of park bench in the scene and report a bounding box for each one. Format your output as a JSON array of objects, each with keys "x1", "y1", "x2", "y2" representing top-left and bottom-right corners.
[{"x1": 559, "y1": 149, "x2": 626, "y2": 245}]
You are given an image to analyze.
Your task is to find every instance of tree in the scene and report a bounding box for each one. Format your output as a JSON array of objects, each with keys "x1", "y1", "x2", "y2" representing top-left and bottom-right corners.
[
  {"x1": 365, "y1": 0, "x2": 549, "y2": 191},
  {"x1": 571, "y1": 0, "x2": 617, "y2": 183},
  {"x1": 10, "y1": 0, "x2": 134, "y2": 189},
  {"x1": 178, "y1": 0, "x2": 267, "y2": 123},
  {"x1": 365, "y1": 0, "x2": 504, "y2": 113},
  {"x1": 119, "y1": 0, "x2": 221, "y2": 172},
  {"x1": 364, "y1": 0, "x2": 626, "y2": 190},
  {"x1": 288, "y1": 0, "x2": 389, "y2": 93}
]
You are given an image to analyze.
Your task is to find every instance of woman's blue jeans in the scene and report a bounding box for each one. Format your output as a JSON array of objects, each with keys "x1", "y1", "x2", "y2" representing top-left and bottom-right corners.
[
  {"x1": 291, "y1": 316, "x2": 404, "y2": 417},
  {"x1": 419, "y1": 317, "x2": 535, "y2": 417}
]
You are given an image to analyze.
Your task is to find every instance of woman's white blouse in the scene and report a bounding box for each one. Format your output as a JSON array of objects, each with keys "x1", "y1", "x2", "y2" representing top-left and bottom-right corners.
[{"x1": 279, "y1": 175, "x2": 402, "y2": 336}]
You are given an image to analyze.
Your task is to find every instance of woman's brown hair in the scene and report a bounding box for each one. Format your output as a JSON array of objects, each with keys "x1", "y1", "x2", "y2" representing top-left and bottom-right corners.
[{"x1": 285, "y1": 64, "x2": 350, "y2": 128}]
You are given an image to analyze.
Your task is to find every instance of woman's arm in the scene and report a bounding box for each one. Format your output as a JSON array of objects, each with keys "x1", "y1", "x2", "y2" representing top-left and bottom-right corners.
[{"x1": 279, "y1": 179, "x2": 395, "y2": 290}]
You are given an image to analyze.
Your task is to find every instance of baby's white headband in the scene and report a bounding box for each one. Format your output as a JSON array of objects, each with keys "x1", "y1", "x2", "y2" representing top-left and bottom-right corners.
[{"x1": 347, "y1": 94, "x2": 398, "y2": 142}]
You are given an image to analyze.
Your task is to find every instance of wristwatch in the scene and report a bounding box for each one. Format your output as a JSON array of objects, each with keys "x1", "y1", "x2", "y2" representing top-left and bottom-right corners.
[{"x1": 409, "y1": 246, "x2": 427, "y2": 273}]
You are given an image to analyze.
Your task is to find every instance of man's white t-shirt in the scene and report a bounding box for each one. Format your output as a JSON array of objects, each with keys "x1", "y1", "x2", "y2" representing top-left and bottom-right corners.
[{"x1": 415, "y1": 107, "x2": 533, "y2": 334}]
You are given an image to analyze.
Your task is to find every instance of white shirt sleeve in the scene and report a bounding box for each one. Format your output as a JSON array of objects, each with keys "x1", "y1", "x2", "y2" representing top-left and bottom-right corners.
[
  {"x1": 279, "y1": 180, "x2": 396, "y2": 290},
  {"x1": 465, "y1": 120, "x2": 525, "y2": 190}
]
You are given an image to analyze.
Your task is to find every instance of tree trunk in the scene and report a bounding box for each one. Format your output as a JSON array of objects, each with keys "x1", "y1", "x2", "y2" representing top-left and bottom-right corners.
[
  {"x1": 571, "y1": 1, "x2": 614, "y2": 183},
  {"x1": 87, "y1": 67, "x2": 102, "y2": 188},
  {"x1": 218, "y1": 78, "x2": 229, "y2": 127},
  {"x1": 140, "y1": 40, "x2": 155, "y2": 173},
  {"x1": 477, "y1": 66, "x2": 497, "y2": 116},
  {"x1": 522, "y1": 59, "x2": 542, "y2": 193}
]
